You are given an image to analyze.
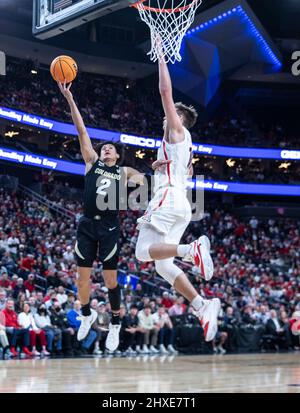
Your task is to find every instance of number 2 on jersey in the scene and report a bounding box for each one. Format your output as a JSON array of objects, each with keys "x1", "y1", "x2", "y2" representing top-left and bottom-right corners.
[{"x1": 96, "y1": 178, "x2": 111, "y2": 196}]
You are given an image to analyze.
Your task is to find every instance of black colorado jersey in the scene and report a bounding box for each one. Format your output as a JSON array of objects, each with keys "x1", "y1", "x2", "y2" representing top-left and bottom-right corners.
[{"x1": 83, "y1": 159, "x2": 124, "y2": 219}]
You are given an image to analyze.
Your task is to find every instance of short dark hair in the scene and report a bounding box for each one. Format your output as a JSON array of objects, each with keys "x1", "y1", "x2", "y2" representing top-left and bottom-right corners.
[
  {"x1": 95, "y1": 140, "x2": 124, "y2": 164},
  {"x1": 175, "y1": 102, "x2": 198, "y2": 129},
  {"x1": 144, "y1": 305, "x2": 151, "y2": 310},
  {"x1": 130, "y1": 304, "x2": 138, "y2": 310}
]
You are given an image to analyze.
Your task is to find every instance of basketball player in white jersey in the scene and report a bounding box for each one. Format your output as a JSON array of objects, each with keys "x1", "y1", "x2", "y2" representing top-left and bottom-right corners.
[{"x1": 135, "y1": 56, "x2": 221, "y2": 342}]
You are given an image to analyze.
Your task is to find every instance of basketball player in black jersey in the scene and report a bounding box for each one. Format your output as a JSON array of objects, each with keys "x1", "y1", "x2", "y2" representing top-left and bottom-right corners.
[{"x1": 58, "y1": 81, "x2": 144, "y2": 352}]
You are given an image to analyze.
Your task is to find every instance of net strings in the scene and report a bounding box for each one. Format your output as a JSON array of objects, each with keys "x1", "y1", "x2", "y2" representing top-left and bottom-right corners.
[{"x1": 137, "y1": 0, "x2": 202, "y2": 63}]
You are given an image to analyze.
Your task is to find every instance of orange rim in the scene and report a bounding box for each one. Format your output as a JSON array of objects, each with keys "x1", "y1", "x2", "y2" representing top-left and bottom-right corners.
[{"x1": 130, "y1": 0, "x2": 200, "y2": 13}]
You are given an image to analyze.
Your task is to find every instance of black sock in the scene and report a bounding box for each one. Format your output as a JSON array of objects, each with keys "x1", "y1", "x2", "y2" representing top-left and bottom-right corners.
[
  {"x1": 111, "y1": 313, "x2": 120, "y2": 325},
  {"x1": 108, "y1": 285, "x2": 121, "y2": 312},
  {"x1": 82, "y1": 303, "x2": 91, "y2": 317}
]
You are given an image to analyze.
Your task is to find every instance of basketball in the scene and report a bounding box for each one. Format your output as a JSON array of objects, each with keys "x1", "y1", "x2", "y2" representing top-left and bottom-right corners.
[{"x1": 50, "y1": 55, "x2": 78, "y2": 83}]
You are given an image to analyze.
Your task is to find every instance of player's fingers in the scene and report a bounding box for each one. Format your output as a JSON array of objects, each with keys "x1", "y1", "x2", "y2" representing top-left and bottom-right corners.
[
  {"x1": 67, "y1": 82, "x2": 72, "y2": 91},
  {"x1": 159, "y1": 160, "x2": 172, "y2": 165},
  {"x1": 64, "y1": 79, "x2": 67, "y2": 89}
]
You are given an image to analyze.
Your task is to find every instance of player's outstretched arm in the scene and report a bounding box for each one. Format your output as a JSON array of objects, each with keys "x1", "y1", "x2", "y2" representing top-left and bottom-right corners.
[
  {"x1": 58, "y1": 81, "x2": 98, "y2": 166},
  {"x1": 124, "y1": 167, "x2": 145, "y2": 186},
  {"x1": 152, "y1": 159, "x2": 172, "y2": 172},
  {"x1": 158, "y1": 44, "x2": 184, "y2": 143}
]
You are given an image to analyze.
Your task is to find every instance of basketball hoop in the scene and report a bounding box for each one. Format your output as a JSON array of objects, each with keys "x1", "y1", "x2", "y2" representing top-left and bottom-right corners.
[{"x1": 131, "y1": 0, "x2": 203, "y2": 64}]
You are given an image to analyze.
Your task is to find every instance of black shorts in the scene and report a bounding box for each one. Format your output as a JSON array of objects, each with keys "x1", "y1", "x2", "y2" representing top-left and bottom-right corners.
[{"x1": 75, "y1": 215, "x2": 120, "y2": 269}]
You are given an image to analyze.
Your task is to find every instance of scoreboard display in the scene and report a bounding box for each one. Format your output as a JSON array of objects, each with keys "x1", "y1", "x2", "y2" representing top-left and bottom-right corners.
[{"x1": 33, "y1": 0, "x2": 128, "y2": 39}]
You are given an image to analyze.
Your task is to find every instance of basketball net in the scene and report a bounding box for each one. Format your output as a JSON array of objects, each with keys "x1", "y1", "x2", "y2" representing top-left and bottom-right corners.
[{"x1": 131, "y1": 0, "x2": 202, "y2": 64}]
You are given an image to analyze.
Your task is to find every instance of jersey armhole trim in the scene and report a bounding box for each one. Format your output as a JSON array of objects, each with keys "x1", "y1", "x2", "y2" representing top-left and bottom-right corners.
[{"x1": 84, "y1": 157, "x2": 99, "y2": 176}]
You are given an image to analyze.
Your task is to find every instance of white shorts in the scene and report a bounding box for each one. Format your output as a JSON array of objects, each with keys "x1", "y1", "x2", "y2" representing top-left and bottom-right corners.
[{"x1": 137, "y1": 187, "x2": 191, "y2": 243}]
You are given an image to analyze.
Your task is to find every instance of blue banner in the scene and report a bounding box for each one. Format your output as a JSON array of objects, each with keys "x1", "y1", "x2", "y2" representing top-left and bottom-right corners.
[
  {"x1": 0, "y1": 146, "x2": 85, "y2": 175},
  {"x1": 0, "y1": 146, "x2": 299, "y2": 196},
  {"x1": 188, "y1": 179, "x2": 300, "y2": 197},
  {"x1": 1, "y1": 106, "x2": 299, "y2": 161}
]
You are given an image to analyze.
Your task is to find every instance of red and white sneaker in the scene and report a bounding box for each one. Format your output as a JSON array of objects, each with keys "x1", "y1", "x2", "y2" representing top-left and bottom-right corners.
[
  {"x1": 10, "y1": 347, "x2": 18, "y2": 357},
  {"x1": 183, "y1": 235, "x2": 214, "y2": 281},
  {"x1": 22, "y1": 347, "x2": 33, "y2": 357},
  {"x1": 197, "y1": 298, "x2": 221, "y2": 342}
]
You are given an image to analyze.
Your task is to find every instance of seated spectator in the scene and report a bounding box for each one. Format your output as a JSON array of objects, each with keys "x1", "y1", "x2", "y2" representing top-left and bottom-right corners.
[
  {"x1": 212, "y1": 320, "x2": 228, "y2": 355},
  {"x1": 63, "y1": 246, "x2": 74, "y2": 262},
  {"x1": 15, "y1": 292, "x2": 27, "y2": 313},
  {"x1": 0, "y1": 289, "x2": 7, "y2": 311},
  {"x1": 45, "y1": 292, "x2": 58, "y2": 310},
  {"x1": 121, "y1": 304, "x2": 143, "y2": 355},
  {"x1": 222, "y1": 306, "x2": 239, "y2": 352},
  {"x1": 152, "y1": 305, "x2": 177, "y2": 354},
  {"x1": 168, "y1": 297, "x2": 186, "y2": 317},
  {"x1": 34, "y1": 305, "x2": 63, "y2": 355},
  {"x1": 13, "y1": 278, "x2": 26, "y2": 300},
  {"x1": 265, "y1": 309, "x2": 291, "y2": 350},
  {"x1": 137, "y1": 305, "x2": 159, "y2": 354},
  {"x1": 0, "y1": 271, "x2": 12, "y2": 290},
  {"x1": 124, "y1": 294, "x2": 133, "y2": 311},
  {"x1": 289, "y1": 311, "x2": 300, "y2": 350},
  {"x1": 253, "y1": 304, "x2": 269, "y2": 325},
  {"x1": 138, "y1": 296, "x2": 151, "y2": 311},
  {"x1": 241, "y1": 305, "x2": 257, "y2": 326},
  {"x1": 10, "y1": 275, "x2": 19, "y2": 289},
  {"x1": 67, "y1": 300, "x2": 97, "y2": 354},
  {"x1": 65, "y1": 292, "x2": 76, "y2": 311},
  {"x1": 161, "y1": 292, "x2": 174, "y2": 309},
  {"x1": 18, "y1": 302, "x2": 49, "y2": 356},
  {"x1": 24, "y1": 274, "x2": 36, "y2": 294},
  {"x1": 89, "y1": 299, "x2": 108, "y2": 355},
  {"x1": 0, "y1": 311, "x2": 9, "y2": 359},
  {"x1": 56, "y1": 286, "x2": 68, "y2": 307},
  {"x1": 28, "y1": 296, "x2": 38, "y2": 315},
  {"x1": 2, "y1": 299, "x2": 32, "y2": 357},
  {"x1": 35, "y1": 292, "x2": 45, "y2": 307},
  {"x1": 49, "y1": 301, "x2": 74, "y2": 357}
]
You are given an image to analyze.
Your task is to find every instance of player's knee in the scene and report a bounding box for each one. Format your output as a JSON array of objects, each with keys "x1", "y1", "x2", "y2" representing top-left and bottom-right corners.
[
  {"x1": 104, "y1": 278, "x2": 117, "y2": 290},
  {"x1": 155, "y1": 261, "x2": 182, "y2": 286},
  {"x1": 77, "y1": 275, "x2": 89, "y2": 289}
]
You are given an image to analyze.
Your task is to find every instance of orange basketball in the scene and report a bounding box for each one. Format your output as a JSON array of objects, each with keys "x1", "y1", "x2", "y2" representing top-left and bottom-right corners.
[{"x1": 50, "y1": 55, "x2": 78, "y2": 83}]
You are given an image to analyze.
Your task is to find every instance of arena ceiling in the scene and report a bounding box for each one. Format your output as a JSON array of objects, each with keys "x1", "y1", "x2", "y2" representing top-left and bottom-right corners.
[
  {"x1": 0, "y1": 1, "x2": 299, "y2": 87},
  {"x1": 1, "y1": 0, "x2": 300, "y2": 41}
]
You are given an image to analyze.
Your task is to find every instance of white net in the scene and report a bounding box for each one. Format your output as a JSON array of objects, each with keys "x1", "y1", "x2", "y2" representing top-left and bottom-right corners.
[{"x1": 133, "y1": 0, "x2": 202, "y2": 64}]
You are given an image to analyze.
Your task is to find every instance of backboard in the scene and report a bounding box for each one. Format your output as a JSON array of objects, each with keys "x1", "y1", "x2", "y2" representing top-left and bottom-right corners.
[{"x1": 33, "y1": 0, "x2": 129, "y2": 40}]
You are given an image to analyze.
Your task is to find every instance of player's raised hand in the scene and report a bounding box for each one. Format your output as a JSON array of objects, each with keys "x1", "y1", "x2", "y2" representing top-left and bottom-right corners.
[
  {"x1": 152, "y1": 159, "x2": 172, "y2": 171},
  {"x1": 154, "y1": 34, "x2": 165, "y2": 63},
  {"x1": 58, "y1": 80, "x2": 73, "y2": 101}
]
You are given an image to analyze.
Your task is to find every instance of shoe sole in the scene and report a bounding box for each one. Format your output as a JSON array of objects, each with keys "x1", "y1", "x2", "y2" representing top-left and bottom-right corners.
[
  {"x1": 198, "y1": 236, "x2": 214, "y2": 281},
  {"x1": 204, "y1": 298, "x2": 221, "y2": 342},
  {"x1": 77, "y1": 310, "x2": 98, "y2": 341}
]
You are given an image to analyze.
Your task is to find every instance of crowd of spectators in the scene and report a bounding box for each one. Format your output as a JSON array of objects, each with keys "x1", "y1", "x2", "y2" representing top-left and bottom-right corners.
[
  {"x1": 0, "y1": 57, "x2": 298, "y2": 150},
  {"x1": 0, "y1": 187, "x2": 299, "y2": 359}
]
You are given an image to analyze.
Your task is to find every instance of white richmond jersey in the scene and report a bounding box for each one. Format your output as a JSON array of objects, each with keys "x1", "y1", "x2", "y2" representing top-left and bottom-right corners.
[{"x1": 154, "y1": 127, "x2": 193, "y2": 193}]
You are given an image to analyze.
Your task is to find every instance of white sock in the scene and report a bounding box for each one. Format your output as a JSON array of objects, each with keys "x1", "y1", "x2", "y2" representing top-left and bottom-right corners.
[
  {"x1": 191, "y1": 295, "x2": 204, "y2": 311},
  {"x1": 177, "y1": 245, "x2": 190, "y2": 257}
]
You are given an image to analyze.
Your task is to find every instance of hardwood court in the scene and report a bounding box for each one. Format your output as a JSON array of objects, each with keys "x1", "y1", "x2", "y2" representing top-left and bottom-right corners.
[{"x1": 0, "y1": 353, "x2": 299, "y2": 393}]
